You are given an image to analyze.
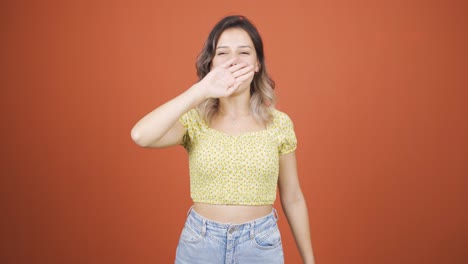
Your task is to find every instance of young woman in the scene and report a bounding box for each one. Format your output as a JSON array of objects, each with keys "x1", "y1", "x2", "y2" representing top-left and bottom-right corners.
[{"x1": 131, "y1": 15, "x2": 315, "y2": 264}]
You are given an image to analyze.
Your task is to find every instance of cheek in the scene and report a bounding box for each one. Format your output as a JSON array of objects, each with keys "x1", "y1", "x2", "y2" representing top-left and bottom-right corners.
[
  {"x1": 211, "y1": 56, "x2": 228, "y2": 68},
  {"x1": 239, "y1": 56, "x2": 258, "y2": 67}
]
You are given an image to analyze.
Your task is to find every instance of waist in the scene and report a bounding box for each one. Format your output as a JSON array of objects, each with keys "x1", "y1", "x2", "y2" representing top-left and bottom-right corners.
[
  {"x1": 193, "y1": 203, "x2": 274, "y2": 224},
  {"x1": 187, "y1": 206, "x2": 278, "y2": 230}
]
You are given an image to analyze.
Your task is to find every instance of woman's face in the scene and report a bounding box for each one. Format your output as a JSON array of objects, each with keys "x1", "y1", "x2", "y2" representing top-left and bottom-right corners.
[{"x1": 211, "y1": 28, "x2": 260, "y2": 72}]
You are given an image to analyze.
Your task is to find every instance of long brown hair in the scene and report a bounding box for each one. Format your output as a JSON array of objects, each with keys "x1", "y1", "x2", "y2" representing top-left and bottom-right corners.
[{"x1": 196, "y1": 15, "x2": 276, "y2": 124}]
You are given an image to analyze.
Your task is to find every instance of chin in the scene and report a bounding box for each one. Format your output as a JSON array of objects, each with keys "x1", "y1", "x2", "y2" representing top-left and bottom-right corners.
[{"x1": 231, "y1": 85, "x2": 251, "y2": 97}]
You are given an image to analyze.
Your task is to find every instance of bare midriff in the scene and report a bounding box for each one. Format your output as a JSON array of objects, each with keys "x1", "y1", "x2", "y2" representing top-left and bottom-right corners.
[{"x1": 193, "y1": 203, "x2": 273, "y2": 224}]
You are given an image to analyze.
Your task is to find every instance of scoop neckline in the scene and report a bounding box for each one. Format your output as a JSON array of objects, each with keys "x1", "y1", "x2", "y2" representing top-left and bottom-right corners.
[
  {"x1": 193, "y1": 108, "x2": 276, "y2": 137},
  {"x1": 205, "y1": 125, "x2": 270, "y2": 137}
]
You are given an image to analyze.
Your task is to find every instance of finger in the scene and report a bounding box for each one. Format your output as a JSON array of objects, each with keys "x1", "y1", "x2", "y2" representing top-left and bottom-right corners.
[
  {"x1": 227, "y1": 71, "x2": 253, "y2": 96},
  {"x1": 232, "y1": 65, "x2": 254, "y2": 78},
  {"x1": 224, "y1": 75, "x2": 236, "y2": 88},
  {"x1": 225, "y1": 82, "x2": 241, "y2": 96},
  {"x1": 219, "y1": 57, "x2": 237, "y2": 69},
  {"x1": 234, "y1": 69, "x2": 255, "y2": 83},
  {"x1": 229, "y1": 62, "x2": 249, "y2": 73}
]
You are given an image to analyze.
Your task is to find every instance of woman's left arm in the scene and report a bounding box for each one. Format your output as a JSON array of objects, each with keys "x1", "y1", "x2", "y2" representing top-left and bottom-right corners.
[{"x1": 278, "y1": 151, "x2": 316, "y2": 264}]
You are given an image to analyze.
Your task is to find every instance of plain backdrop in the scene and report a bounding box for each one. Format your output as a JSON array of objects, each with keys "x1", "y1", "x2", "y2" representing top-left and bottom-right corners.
[{"x1": 1, "y1": 0, "x2": 467, "y2": 263}]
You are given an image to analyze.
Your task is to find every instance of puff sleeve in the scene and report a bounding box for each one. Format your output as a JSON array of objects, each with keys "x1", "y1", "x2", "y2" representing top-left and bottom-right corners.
[
  {"x1": 178, "y1": 109, "x2": 199, "y2": 151},
  {"x1": 277, "y1": 112, "x2": 298, "y2": 155}
]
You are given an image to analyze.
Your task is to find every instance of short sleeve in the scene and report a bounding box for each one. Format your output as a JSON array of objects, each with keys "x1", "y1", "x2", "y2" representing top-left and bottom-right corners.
[
  {"x1": 178, "y1": 109, "x2": 200, "y2": 151},
  {"x1": 277, "y1": 112, "x2": 298, "y2": 155}
]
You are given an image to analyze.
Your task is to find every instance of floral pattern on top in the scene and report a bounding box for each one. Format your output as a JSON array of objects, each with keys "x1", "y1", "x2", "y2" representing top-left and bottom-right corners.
[{"x1": 179, "y1": 108, "x2": 297, "y2": 205}]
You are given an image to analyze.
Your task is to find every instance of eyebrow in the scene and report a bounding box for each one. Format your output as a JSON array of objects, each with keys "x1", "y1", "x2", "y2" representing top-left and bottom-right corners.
[{"x1": 216, "y1": 45, "x2": 252, "y2": 49}]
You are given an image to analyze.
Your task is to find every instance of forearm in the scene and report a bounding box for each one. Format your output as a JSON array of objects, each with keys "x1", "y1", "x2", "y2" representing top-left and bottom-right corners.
[
  {"x1": 281, "y1": 193, "x2": 316, "y2": 264},
  {"x1": 131, "y1": 84, "x2": 205, "y2": 146}
]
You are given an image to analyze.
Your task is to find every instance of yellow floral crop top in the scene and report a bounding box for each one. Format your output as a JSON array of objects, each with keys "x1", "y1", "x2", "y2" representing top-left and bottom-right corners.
[{"x1": 179, "y1": 108, "x2": 297, "y2": 205}]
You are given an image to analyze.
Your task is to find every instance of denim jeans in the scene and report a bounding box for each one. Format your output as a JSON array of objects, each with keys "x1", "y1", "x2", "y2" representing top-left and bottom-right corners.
[{"x1": 175, "y1": 207, "x2": 284, "y2": 264}]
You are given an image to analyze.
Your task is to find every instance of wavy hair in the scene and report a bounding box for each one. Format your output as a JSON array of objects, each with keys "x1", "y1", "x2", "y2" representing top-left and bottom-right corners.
[{"x1": 196, "y1": 15, "x2": 276, "y2": 125}]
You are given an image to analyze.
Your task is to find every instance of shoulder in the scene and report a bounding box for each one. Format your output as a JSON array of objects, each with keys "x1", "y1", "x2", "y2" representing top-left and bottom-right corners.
[
  {"x1": 271, "y1": 109, "x2": 297, "y2": 154},
  {"x1": 179, "y1": 108, "x2": 202, "y2": 127},
  {"x1": 271, "y1": 108, "x2": 294, "y2": 127},
  {"x1": 186, "y1": 108, "x2": 201, "y2": 118}
]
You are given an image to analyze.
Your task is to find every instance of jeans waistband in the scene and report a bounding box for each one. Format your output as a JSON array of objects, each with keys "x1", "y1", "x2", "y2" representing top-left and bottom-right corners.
[
  {"x1": 186, "y1": 206, "x2": 279, "y2": 239},
  {"x1": 187, "y1": 206, "x2": 278, "y2": 227},
  {"x1": 181, "y1": 207, "x2": 278, "y2": 250}
]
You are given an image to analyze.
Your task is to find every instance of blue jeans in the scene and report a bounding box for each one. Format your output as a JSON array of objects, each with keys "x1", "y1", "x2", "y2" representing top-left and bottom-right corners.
[{"x1": 175, "y1": 207, "x2": 284, "y2": 264}]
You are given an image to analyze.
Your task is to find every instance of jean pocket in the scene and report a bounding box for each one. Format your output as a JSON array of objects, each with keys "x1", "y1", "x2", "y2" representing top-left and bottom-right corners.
[
  {"x1": 252, "y1": 224, "x2": 282, "y2": 250},
  {"x1": 180, "y1": 225, "x2": 203, "y2": 244}
]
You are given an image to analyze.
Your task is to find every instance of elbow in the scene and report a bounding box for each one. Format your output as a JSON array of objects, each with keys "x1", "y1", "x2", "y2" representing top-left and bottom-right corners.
[
  {"x1": 130, "y1": 127, "x2": 150, "y2": 147},
  {"x1": 280, "y1": 190, "x2": 305, "y2": 207}
]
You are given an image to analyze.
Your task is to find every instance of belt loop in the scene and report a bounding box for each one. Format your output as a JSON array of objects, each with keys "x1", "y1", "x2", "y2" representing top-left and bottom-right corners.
[
  {"x1": 273, "y1": 208, "x2": 279, "y2": 221},
  {"x1": 250, "y1": 222, "x2": 255, "y2": 239},
  {"x1": 201, "y1": 219, "x2": 207, "y2": 236}
]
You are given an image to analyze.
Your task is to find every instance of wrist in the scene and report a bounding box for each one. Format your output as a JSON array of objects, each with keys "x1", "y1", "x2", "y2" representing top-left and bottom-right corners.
[{"x1": 187, "y1": 83, "x2": 208, "y2": 106}]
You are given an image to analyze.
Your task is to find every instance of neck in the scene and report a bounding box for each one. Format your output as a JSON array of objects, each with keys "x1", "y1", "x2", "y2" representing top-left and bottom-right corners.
[{"x1": 218, "y1": 93, "x2": 251, "y2": 118}]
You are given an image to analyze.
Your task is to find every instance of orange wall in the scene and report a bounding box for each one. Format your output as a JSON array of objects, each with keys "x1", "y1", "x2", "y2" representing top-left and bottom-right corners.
[{"x1": 2, "y1": 0, "x2": 467, "y2": 263}]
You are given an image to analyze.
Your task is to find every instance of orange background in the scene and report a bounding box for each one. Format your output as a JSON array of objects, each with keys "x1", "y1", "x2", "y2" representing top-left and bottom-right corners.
[{"x1": 1, "y1": 0, "x2": 467, "y2": 263}]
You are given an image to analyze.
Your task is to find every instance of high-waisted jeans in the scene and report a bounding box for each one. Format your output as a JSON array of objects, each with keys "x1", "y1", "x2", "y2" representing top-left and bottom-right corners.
[{"x1": 175, "y1": 207, "x2": 284, "y2": 264}]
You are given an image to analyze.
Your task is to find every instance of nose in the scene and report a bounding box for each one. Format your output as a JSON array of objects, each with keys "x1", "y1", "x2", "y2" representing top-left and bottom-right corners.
[{"x1": 230, "y1": 56, "x2": 241, "y2": 65}]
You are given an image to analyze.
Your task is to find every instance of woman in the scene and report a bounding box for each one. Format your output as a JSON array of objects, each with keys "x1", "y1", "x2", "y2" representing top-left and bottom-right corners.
[{"x1": 131, "y1": 15, "x2": 315, "y2": 264}]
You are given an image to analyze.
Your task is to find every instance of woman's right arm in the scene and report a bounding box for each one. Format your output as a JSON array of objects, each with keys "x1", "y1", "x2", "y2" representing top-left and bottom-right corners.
[
  {"x1": 130, "y1": 84, "x2": 205, "y2": 148},
  {"x1": 130, "y1": 58, "x2": 254, "y2": 148}
]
